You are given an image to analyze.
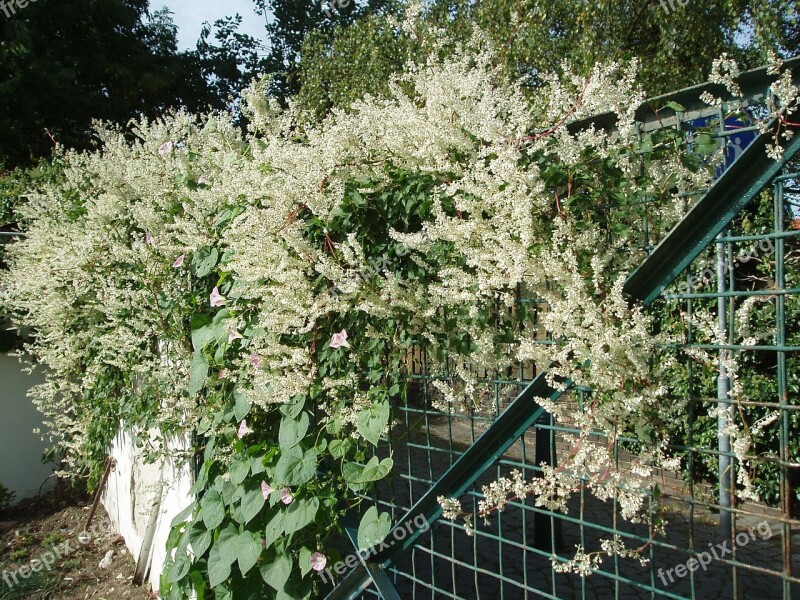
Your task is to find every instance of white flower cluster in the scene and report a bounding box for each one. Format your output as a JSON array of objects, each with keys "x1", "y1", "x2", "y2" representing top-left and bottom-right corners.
[
  {"x1": 700, "y1": 52, "x2": 798, "y2": 160},
  {"x1": 552, "y1": 545, "x2": 602, "y2": 577},
  {"x1": 679, "y1": 302, "x2": 783, "y2": 504},
  {"x1": 476, "y1": 470, "x2": 539, "y2": 523}
]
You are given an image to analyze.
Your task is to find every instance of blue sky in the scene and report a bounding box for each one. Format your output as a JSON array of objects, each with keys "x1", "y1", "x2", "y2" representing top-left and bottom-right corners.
[{"x1": 155, "y1": 0, "x2": 267, "y2": 50}]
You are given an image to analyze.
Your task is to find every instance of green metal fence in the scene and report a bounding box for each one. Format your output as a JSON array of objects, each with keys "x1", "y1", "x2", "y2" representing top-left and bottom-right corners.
[{"x1": 326, "y1": 58, "x2": 800, "y2": 600}]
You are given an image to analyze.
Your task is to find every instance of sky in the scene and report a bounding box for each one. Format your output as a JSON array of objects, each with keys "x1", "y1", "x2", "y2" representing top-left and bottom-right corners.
[{"x1": 156, "y1": 0, "x2": 267, "y2": 50}]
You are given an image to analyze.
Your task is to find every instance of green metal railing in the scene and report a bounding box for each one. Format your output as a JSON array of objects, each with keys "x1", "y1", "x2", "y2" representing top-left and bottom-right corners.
[{"x1": 326, "y1": 59, "x2": 800, "y2": 600}]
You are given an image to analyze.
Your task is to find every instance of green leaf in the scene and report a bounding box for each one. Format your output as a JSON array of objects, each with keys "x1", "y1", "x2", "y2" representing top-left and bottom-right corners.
[
  {"x1": 639, "y1": 134, "x2": 653, "y2": 154},
  {"x1": 229, "y1": 458, "x2": 250, "y2": 486},
  {"x1": 169, "y1": 504, "x2": 194, "y2": 529},
  {"x1": 260, "y1": 552, "x2": 292, "y2": 591},
  {"x1": 191, "y1": 327, "x2": 214, "y2": 353},
  {"x1": 664, "y1": 101, "x2": 685, "y2": 112},
  {"x1": 344, "y1": 456, "x2": 393, "y2": 485},
  {"x1": 213, "y1": 340, "x2": 228, "y2": 364},
  {"x1": 240, "y1": 482, "x2": 267, "y2": 525},
  {"x1": 328, "y1": 438, "x2": 352, "y2": 459},
  {"x1": 216, "y1": 524, "x2": 240, "y2": 565},
  {"x1": 232, "y1": 388, "x2": 251, "y2": 422},
  {"x1": 207, "y1": 541, "x2": 232, "y2": 589},
  {"x1": 274, "y1": 447, "x2": 317, "y2": 486},
  {"x1": 280, "y1": 395, "x2": 305, "y2": 419},
  {"x1": 167, "y1": 554, "x2": 191, "y2": 582},
  {"x1": 236, "y1": 530, "x2": 263, "y2": 576},
  {"x1": 264, "y1": 507, "x2": 286, "y2": 543},
  {"x1": 217, "y1": 477, "x2": 238, "y2": 506},
  {"x1": 189, "y1": 312, "x2": 228, "y2": 354},
  {"x1": 214, "y1": 207, "x2": 245, "y2": 230},
  {"x1": 283, "y1": 497, "x2": 319, "y2": 535},
  {"x1": 188, "y1": 571, "x2": 206, "y2": 600},
  {"x1": 189, "y1": 522, "x2": 212, "y2": 558},
  {"x1": 214, "y1": 585, "x2": 233, "y2": 600},
  {"x1": 298, "y1": 547, "x2": 312, "y2": 577},
  {"x1": 190, "y1": 462, "x2": 210, "y2": 496},
  {"x1": 188, "y1": 351, "x2": 209, "y2": 395},
  {"x1": 203, "y1": 436, "x2": 216, "y2": 466},
  {"x1": 250, "y1": 455, "x2": 266, "y2": 476},
  {"x1": 679, "y1": 152, "x2": 702, "y2": 173},
  {"x1": 357, "y1": 506, "x2": 392, "y2": 550},
  {"x1": 694, "y1": 132, "x2": 717, "y2": 155},
  {"x1": 190, "y1": 314, "x2": 213, "y2": 351},
  {"x1": 278, "y1": 412, "x2": 310, "y2": 451},
  {"x1": 356, "y1": 400, "x2": 390, "y2": 446},
  {"x1": 193, "y1": 246, "x2": 219, "y2": 277},
  {"x1": 200, "y1": 489, "x2": 225, "y2": 530},
  {"x1": 188, "y1": 569, "x2": 206, "y2": 600}
]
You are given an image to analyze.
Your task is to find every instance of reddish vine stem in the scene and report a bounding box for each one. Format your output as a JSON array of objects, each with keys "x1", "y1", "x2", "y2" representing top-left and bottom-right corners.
[
  {"x1": 496, "y1": 0, "x2": 527, "y2": 70},
  {"x1": 44, "y1": 128, "x2": 57, "y2": 146},
  {"x1": 515, "y1": 77, "x2": 592, "y2": 145}
]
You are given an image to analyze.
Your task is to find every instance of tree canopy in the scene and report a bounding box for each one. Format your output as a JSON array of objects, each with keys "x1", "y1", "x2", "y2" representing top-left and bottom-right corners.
[
  {"x1": 292, "y1": 0, "x2": 800, "y2": 118},
  {"x1": 0, "y1": 0, "x2": 220, "y2": 167}
]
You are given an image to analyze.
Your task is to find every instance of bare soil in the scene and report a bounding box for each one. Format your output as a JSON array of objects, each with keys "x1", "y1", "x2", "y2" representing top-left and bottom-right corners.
[{"x1": 0, "y1": 493, "x2": 152, "y2": 600}]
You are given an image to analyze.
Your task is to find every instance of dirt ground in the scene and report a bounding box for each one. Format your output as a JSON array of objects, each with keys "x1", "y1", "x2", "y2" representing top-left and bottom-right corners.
[{"x1": 0, "y1": 493, "x2": 153, "y2": 600}]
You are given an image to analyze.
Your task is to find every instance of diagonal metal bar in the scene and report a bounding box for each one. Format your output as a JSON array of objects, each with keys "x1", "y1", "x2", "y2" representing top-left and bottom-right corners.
[
  {"x1": 567, "y1": 56, "x2": 800, "y2": 135},
  {"x1": 325, "y1": 371, "x2": 569, "y2": 600},
  {"x1": 623, "y1": 120, "x2": 800, "y2": 306}
]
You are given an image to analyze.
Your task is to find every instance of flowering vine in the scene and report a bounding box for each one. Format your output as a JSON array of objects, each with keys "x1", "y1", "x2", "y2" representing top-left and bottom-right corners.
[{"x1": 1, "y1": 26, "x2": 796, "y2": 596}]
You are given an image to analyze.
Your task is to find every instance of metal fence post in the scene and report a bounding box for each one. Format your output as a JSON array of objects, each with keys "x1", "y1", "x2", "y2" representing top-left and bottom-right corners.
[{"x1": 533, "y1": 411, "x2": 562, "y2": 551}]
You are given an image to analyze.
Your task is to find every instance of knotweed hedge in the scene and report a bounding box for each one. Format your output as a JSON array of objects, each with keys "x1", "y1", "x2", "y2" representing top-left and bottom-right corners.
[{"x1": 2, "y1": 27, "x2": 796, "y2": 599}]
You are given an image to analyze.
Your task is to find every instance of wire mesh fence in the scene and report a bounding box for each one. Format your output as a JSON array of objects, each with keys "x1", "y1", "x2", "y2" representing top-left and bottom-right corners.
[{"x1": 345, "y1": 177, "x2": 798, "y2": 600}]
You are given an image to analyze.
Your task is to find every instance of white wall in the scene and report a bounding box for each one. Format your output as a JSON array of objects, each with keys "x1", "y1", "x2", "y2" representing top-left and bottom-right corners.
[
  {"x1": 0, "y1": 353, "x2": 55, "y2": 500},
  {"x1": 0, "y1": 352, "x2": 194, "y2": 592},
  {"x1": 102, "y1": 425, "x2": 194, "y2": 593}
]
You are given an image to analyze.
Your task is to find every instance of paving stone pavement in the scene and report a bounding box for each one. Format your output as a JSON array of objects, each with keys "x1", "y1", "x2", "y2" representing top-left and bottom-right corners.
[{"x1": 352, "y1": 413, "x2": 800, "y2": 600}]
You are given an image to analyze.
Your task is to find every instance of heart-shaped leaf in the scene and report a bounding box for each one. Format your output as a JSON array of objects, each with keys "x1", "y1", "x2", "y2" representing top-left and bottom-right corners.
[
  {"x1": 208, "y1": 541, "x2": 232, "y2": 588},
  {"x1": 193, "y1": 246, "x2": 219, "y2": 277},
  {"x1": 240, "y1": 482, "x2": 267, "y2": 524},
  {"x1": 356, "y1": 400, "x2": 389, "y2": 446},
  {"x1": 283, "y1": 497, "x2": 319, "y2": 535},
  {"x1": 357, "y1": 506, "x2": 392, "y2": 550},
  {"x1": 236, "y1": 530, "x2": 263, "y2": 576},
  {"x1": 189, "y1": 522, "x2": 212, "y2": 558},
  {"x1": 260, "y1": 552, "x2": 292, "y2": 591},
  {"x1": 200, "y1": 489, "x2": 225, "y2": 530},
  {"x1": 279, "y1": 412, "x2": 310, "y2": 451},
  {"x1": 274, "y1": 447, "x2": 317, "y2": 486}
]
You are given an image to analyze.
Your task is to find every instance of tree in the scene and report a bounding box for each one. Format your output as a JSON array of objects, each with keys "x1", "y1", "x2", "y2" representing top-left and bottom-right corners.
[
  {"x1": 254, "y1": 0, "x2": 398, "y2": 99},
  {"x1": 0, "y1": 0, "x2": 220, "y2": 167},
  {"x1": 292, "y1": 0, "x2": 800, "y2": 119},
  {"x1": 196, "y1": 14, "x2": 269, "y2": 105}
]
